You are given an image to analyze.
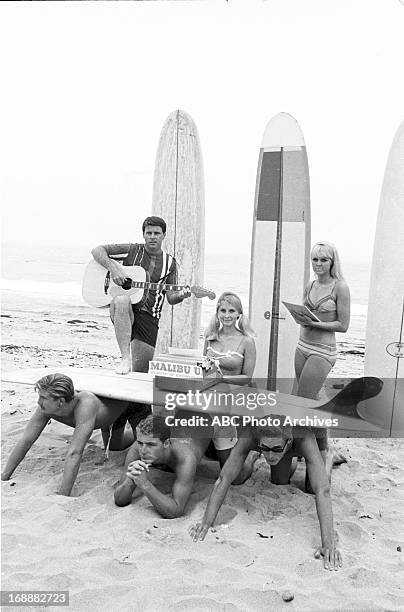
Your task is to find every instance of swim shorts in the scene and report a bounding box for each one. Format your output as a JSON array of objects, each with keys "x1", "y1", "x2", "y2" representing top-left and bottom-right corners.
[
  {"x1": 111, "y1": 402, "x2": 151, "y2": 432},
  {"x1": 131, "y1": 309, "x2": 159, "y2": 347}
]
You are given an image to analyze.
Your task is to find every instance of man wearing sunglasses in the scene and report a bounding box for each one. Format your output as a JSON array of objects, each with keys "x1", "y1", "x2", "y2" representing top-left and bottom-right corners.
[{"x1": 189, "y1": 423, "x2": 342, "y2": 571}]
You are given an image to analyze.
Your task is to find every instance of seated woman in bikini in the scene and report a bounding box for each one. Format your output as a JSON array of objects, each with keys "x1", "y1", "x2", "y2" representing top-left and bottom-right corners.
[
  {"x1": 199, "y1": 292, "x2": 257, "y2": 469},
  {"x1": 204, "y1": 291, "x2": 256, "y2": 385},
  {"x1": 291, "y1": 241, "x2": 350, "y2": 490}
]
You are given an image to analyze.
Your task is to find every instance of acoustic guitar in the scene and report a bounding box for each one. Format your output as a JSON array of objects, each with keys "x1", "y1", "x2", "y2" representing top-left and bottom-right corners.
[{"x1": 82, "y1": 260, "x2": 216, "y2": 308}]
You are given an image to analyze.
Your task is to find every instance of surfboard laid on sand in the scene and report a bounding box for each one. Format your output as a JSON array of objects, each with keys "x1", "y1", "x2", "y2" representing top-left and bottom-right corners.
[
  {"x1": 249, "y1": 112, "x2": 311, "y2": 392},
  {"x1": 152, "y1": 109, "x2": 205, "y2": 354},
  {"x1": 2, "y1": 368, "x2": 384, "y2": 434},
  {"x1": 363, "y1": 121, "x2": 404, "y2": 436}
]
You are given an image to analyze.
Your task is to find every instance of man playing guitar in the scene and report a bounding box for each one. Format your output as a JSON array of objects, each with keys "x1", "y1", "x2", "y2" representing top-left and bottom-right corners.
[{"x1": 92, "y1": 216, "x2": 191, "y2": 378}]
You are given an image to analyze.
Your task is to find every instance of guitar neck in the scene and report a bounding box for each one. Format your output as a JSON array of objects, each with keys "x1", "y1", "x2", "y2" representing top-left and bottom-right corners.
[{"x1": 131, "y1": 281, "x2": 186, "y2": 291}]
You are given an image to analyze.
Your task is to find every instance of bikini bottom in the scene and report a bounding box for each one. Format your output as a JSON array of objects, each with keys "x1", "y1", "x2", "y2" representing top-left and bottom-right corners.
[{"x1": 296, "y1": 339, "x2": 337, "y2": 367}]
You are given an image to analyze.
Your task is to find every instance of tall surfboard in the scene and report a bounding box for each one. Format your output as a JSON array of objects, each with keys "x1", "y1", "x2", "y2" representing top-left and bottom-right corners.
[
  {"x1": 363, "y1": 121, "x2": 404, "y2": 436},
  {"x1": 249, "y1": 113, "x2": 311, "y2": 392},
  {"x1": 152, "y1": 110, "x2": 205, "y2": 354}
]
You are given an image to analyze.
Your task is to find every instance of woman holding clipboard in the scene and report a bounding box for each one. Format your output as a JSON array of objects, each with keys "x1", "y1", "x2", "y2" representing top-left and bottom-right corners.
[{"x1": 292, "y1": 242, "x2": 350, "y2": 490}]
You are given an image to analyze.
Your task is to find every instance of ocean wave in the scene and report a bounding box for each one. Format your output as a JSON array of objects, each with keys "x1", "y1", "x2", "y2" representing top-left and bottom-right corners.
[
  {"x1": 1, "y1": 278, "x2": 82, "y2": 297},
  {"x1": 351, "y1": 303, "x2": 367, "y2": 316},
  {"x1": 0, "y1": 277, "x2": 369, "y2": 317}
]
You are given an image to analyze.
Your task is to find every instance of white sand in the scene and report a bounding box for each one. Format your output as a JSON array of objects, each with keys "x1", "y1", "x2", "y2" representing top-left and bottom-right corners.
[{"x1": 2, "y1": 321, "x2": 404, "y2": 611}]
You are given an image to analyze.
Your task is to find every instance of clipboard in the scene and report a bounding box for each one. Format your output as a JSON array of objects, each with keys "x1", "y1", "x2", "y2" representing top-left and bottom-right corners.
[{"x1": 282, "y1": 301, "x2": 321, "y2": 323}]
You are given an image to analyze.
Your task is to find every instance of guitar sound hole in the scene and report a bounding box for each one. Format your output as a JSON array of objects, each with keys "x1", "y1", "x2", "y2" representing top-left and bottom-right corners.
[{"x1": 122, "y1": 279, "x2": 132, "y2": 290}]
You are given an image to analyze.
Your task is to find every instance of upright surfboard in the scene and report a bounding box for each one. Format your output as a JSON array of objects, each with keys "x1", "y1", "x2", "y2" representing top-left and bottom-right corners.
[
  {"x1": 363, "y1": 121, "x2": 404, "y2": 436},
  {"x1": 249, "y1": 113, "x2": 311, "y2": 392},
  {"x1": 152, "y1": 110, "x2": 205, "y2": 353}
]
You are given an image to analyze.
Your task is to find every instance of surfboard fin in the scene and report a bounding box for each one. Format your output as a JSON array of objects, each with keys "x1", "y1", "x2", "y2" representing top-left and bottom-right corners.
[{"x1": 319, "y1": 377, "x2": 383, "y2": 419}]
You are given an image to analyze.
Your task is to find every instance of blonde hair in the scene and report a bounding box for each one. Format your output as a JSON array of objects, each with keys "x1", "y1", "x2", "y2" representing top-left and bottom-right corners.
[
  {"x1": 311, "y1": 242, "x2": 344, "y2": 280},
  {"x1": 205, "y1": 292, "x2": 254, "y2": 341},
  {"x1": 34, "y1": 374, "x2": 75, "y2": 402}
]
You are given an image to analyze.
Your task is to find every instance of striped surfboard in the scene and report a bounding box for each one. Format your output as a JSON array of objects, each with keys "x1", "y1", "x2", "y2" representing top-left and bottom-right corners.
[{"x1": 249, "y1": 113, "x2": 311, "y2": 392}]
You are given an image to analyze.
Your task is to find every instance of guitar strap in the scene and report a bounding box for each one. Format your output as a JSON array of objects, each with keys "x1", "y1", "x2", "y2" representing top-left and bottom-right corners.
[
  {"x1": 158, "y1": 252, "x2": 174, "y2": 282},
  {"x1": 120, "y1": 244, "x2": 176, "y2": 316},
  {"x1": 152, "y1": 252, "x2": 174, "y2": 318}
]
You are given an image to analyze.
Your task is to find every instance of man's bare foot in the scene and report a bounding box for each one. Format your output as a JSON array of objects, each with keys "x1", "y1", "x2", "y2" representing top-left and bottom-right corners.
[
  {"x1": 332, "y1": 451, "x2": 347, "y2": 467},
  {"x1": 325, "y1": 446, "x2": 348, "y2": 481},
  {"x1": 116, "y1": 358, "x2": 131, "y2": 375}
]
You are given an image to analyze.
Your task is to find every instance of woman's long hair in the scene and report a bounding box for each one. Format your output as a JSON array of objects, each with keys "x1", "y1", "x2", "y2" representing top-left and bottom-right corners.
[
  {"x1": 311, "y1": 242, "x2": 344, "y2": 280},
  {"x1": 205, "y1": 292, "x2": 255, "y2": 341}
]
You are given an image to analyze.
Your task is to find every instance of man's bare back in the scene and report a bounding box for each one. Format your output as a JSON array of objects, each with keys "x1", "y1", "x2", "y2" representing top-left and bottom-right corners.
[
  {"x1": 40, "y1": 391, "x2": 127, "y2": 429},
  {"x1": 1, "y1": 374, "x2": 134, "y2": 496}
]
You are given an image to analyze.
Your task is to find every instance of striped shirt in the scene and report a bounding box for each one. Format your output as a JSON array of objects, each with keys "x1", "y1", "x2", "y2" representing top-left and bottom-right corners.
[{"x1": 106, "y1": 243, "x2": 178, "y2": 319}]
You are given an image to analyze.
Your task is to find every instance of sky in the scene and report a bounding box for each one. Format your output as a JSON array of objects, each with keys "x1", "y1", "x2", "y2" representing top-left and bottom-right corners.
[{"x1": 1, "y1": 0, "x2": 403, "y2": 262}]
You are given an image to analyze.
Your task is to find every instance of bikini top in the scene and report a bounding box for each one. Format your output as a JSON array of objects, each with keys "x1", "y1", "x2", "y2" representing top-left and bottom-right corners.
[
  {"x1": 206, "y1": 341, "x2": 245, "y2": 374},
  {"x1": 304, "y1": 280, "x2": 337, "y2": 314}
]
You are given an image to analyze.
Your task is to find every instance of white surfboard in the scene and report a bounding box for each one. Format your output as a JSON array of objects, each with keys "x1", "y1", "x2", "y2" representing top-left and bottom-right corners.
[
  {"x1": 1, "y1": 367, "x2": 383, "y2": 434},
  {"x1": 249, "y1": 113, "x2": 311, "y2": 393},
  {"x1": 152, "y1": 110, "x2": 205, "y2": 353},
  {"x1": 363, "y1": 121, "x2": 404, "y2": 436},
  {"x1": 2, "y1": 368, "x2": 154, "y2": 404}
]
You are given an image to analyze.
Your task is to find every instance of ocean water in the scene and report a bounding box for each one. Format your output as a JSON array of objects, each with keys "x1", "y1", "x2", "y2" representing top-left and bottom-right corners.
[{"x1": 1, "y1": 242, "x2": 369, "y2": 352}]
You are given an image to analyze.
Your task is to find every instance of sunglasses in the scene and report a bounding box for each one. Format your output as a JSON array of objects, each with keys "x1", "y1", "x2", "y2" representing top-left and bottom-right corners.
[{"x1": 257, "y1": 441, "x2": 288, "y2": 454}]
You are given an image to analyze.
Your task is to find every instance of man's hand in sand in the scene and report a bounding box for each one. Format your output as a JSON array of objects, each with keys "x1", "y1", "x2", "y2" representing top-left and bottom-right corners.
[
  {"x1": 126, "y1": 460, "x2": 151, "y2": 490},
  {"x1": 314, "y1": 545, "x2": 342, "y2": 571},
  {"x1": 189, "y1": 522, "x2": 211, "y2": 542}
]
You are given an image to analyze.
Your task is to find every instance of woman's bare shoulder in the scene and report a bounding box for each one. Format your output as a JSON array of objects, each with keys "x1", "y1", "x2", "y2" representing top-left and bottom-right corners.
[
  {"x1": 334, "y1": 279, "x2": 350, "y2": 293},
  {"x1": 242, "y1": 334, "x2": 256, "y2": 349}
]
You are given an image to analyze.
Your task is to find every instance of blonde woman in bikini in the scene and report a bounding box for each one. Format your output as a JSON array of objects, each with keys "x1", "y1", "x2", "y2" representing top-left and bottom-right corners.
[
  {"x1": 204, "y1": 292, "x2": 256, "y2": 384},
  {"x1": 200, "y1": 292, "x2": 256, "y2": 468},
  {"x1": 293, "y1": 242, "x2": 350, "y2": 489}
]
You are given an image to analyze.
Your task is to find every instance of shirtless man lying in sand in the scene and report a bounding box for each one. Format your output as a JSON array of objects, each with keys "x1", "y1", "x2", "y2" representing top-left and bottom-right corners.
[
  {"x1": 114, "y1": 414, "x2": 257, "y2": 518},
  {"x1": 1, "y1": 373, "x2": 141, "y2": 496},
  {"x1": 189, "y1": 423, "x2": 342, "y2": 571}
]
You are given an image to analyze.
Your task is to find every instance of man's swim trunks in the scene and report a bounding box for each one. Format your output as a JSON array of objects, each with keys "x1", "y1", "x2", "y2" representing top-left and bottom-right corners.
[
  {"x1": 130, "y1": 310, "x2": 159, "y2": 347},
  {"x1": 110, "y1": 402, "x2": 151, "y2": 432}
]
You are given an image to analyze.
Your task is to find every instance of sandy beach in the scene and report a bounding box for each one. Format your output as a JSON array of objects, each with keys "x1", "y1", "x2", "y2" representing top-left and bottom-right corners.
[
  {"x1": 1, "y1": 310, "x2": 404, "y2": 612},
  {"x1": 1, "y1": 0, "x2": 404, "y2": 607}
]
